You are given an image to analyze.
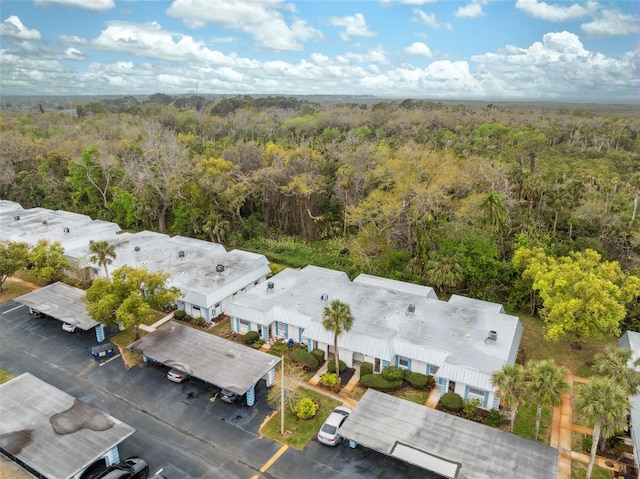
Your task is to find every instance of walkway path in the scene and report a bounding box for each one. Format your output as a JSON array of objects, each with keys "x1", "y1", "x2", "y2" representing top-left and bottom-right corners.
[{"x1": 550, "y1": 372, "x2": 626, "y2": 478}]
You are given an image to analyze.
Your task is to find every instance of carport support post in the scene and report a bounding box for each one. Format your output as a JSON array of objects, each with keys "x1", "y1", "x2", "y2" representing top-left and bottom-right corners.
[{"x1": 95, "y1": 324, "x2": 105, "y2": 342}]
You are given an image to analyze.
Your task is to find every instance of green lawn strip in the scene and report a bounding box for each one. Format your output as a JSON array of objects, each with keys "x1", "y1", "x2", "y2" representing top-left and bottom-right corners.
[
  {"x1": 512, "y1": 400, "x2": 552, "y2": 443},
  {"x1": 571, "y1": 460, "x2": 612, "y2": 479},
  {"x1": 395, "y1": 389, "x2": 430, "y2": 405},
  {"x1": 110, "y1": 328, "x2": 148, "y2": 368},
  {"x1": 0, "y1": 281, "x2": 33, "y2": 303},
  {"x1": 0, "y1": 370, "x2": 14, "y2": 384},
  {"x1": 518, "y1": 314, "x2": 617, "y2": 375},
  {"x1": 260, "y1": 387, "x2": 341, "y2": 450}
]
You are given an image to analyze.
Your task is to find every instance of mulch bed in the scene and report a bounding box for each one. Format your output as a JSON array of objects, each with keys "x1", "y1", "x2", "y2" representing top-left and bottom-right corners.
[{"x1": 339, "y1": 367, "x2": 356, "y2": 387}]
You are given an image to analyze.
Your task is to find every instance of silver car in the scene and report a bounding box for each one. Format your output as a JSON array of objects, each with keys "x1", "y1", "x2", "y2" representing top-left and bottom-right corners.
[
  {"x1": 166, "y1": 368, "x2": 188, "y2": 383},
  {"x1": 317, "y1": 406, "x2": 352, "y2": 446}
]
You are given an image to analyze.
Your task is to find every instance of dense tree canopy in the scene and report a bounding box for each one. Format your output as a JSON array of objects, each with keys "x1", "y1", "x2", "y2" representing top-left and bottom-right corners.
[{"x1": 1, "y1": 96, "x2": 638, "y2": 316}]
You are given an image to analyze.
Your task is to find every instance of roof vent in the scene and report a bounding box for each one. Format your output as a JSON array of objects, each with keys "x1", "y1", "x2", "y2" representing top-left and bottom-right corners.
[
  {"x1": 406, "y1": 304, "x2": 416, "y2": 316},
  {"x1": 266, "y1": 281, "x2": 274, "y2": 291},
  {"x1": 320, "y1": 293, "x2": 329, "y2": 301},
  {"x1": 42, "y1": 220, "x2": 48, "y2": 225},
  {"x1": 134, "y1": 246, "x2": 140, "y2": 252},
  {"x1": 216, "y1": 264, "x2": 224, "y2": 273},
  {"x1": 89, "y1": 240, "x2": 94, "y2": 244},
  {"x1": 485, "y1": 330, "x2": 498, "y2": 343},
  {"x1": 63, "y1": 227, "x2": 70, "y2": 233},
  {"x1": 13, "y1": 215, "x2": 20, "y2": 221},
  {"x1": 178, "y1": 250, "x2": 185, "y2": 258}
]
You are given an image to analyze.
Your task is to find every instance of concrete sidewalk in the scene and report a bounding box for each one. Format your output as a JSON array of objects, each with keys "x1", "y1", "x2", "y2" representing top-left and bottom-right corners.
[{"x1": 550, "y1": 372, "x2": 626, "y2": 478}]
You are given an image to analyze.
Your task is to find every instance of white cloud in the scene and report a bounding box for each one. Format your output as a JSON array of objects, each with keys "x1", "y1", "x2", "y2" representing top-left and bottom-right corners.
[
  {"x1": 329, "y1": 13, "x2": 375, "y2": 41},
  {"x1": 0, "y1": 16, "x2": 41, "y2": 41},
  {"x1": 34, "y1": 0, "x2": 115, "y2": 12},
  {"x1": 412, "y1": 8, "x2": 453, "y2": 30},
  {"x1": 581, "y1": 9, "x2": 640, "y2": 36},
  {"x1": 455, "y1": 3, "x2": 485, "y2": 19},
  {"x1": 166, "y1": 0, "x2": 322, "y2": 51},
  {"x1": 404, "y1": 41, "x2": 433, "y2": 57},
  {"x1": 471, "y1": 31, "x2": 636, "y2": 98},
  {"x1": 515, "y1": 0, "x2": 595, "y2": 22}
]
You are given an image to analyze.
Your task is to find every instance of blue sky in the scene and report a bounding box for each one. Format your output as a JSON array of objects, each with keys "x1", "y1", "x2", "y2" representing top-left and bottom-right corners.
[{"x1": 1, "y1": 0, "x2": 638, "y2": 101}]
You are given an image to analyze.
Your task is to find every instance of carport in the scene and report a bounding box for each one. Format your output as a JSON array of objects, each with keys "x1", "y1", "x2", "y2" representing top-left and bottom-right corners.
[
  {"x1": 339, "y1": 389, "x2": 558, "y2": 479},
  {"x1": 128, "y1": 321, "x2": 281, "y2": 406},
  {"x1": 13, "y1": 282, "x2": 106, "y2": 342},
  {"x1": 0, "y1": 373, "x2": 135, "y2": 479}
]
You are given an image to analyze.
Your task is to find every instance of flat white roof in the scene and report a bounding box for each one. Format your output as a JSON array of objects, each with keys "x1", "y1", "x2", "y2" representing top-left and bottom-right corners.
[
  {"x1": 340, "y1": 389, "x2": 558, "y2": 479},
  {"x1": 0, "y1": 206, "x2": 121, "y2": 250},
  {"x1": 67, "y1": 231, "x2": 271, "y2": 309},
  {"x1": 0, "y1": 373, "x2": 135, "y2": 479},
  {"x1": 228, "y1": 266, "x2": 521, "y2": 375}
]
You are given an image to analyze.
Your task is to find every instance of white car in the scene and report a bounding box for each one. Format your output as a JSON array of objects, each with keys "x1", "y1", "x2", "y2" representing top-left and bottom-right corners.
[
  {"x1": 317, "y1": 406, "x2": 352, "y2": 446},
  {"x1": 167, "y1": 368, "x2": 189, "y2": 383},
  {"x1": 62, "y1": 322, "x2": 77, "y2": 333}
]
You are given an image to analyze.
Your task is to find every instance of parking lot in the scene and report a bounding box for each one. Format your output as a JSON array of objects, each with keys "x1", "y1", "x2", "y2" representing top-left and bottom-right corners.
[{"x1": 1, "y1": 300, "x2": 431, "y2": 479}]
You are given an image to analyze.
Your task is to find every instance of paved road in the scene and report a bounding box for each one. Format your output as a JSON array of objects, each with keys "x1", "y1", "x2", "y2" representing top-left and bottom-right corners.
[{"x1": 1, "y1": 301, "x2": 432, "y2": 479}]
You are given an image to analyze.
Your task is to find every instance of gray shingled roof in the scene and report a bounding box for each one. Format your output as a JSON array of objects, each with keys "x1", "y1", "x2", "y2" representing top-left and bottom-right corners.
[
  {"x1": 339, "y1": 389, "x2": 558, "y2": 479},
  {"x1": 13, "y1": 282, "x2": 99, "y2": 330},
  {"x1": 128, "y1": 321, "x2": 281, "y2": 395},
  {"x1": 0, "y1": 373, "x2": 135, "y2": 479}
]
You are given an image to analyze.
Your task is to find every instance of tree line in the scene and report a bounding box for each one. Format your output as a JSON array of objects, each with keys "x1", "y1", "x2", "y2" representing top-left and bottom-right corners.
[{"x1": 1, "y1": 95, "x2": 638, "y2": 335}]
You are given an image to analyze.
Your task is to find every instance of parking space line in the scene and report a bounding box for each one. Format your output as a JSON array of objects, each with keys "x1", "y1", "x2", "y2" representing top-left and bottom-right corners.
[
  {"x1": 2, "y1": 304, "x2": 25, "y2": 314},
  {"x1": 259, "y1": 444, "x2": 288, "y2": 474}
]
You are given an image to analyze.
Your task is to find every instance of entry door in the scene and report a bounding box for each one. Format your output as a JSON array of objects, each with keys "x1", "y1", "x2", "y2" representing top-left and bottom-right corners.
[{"x1": 448, "y1": 381, "x2": 456, "y2": 393}]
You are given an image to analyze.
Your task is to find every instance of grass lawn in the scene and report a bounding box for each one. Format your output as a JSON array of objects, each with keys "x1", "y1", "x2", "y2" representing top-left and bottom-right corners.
[
  {"x1": 0, "y1": 370, "x2": 14, "y2": 384},
  {"x1": 395, "y1": 388, "x2": 430, "y2": 405},
  {"x1": 571, "y1": 460, "x2": 612, "y2": 479},
  {"x1": 260, "y1": 387, "x2": 341, "y2": 450},
  {"x1": 110, "y1": 328, "x2": 147, "y2": 368},
  {"x1": 0, "y1": 280, "x2": 34, "y2": 303},
  {"x1": 512, "y1": 400, "x2": 552, "y2": 443},
  {"x1": 518, "y1": 313, "x2": 617, "y2": 375}
]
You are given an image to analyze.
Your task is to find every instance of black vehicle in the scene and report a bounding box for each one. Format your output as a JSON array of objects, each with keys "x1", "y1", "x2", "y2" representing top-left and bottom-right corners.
[
  {"x1": 94, "y1": 457, "x2": 149, "y2": 479},
  {"x1": 219, "y1": 388, "x2": 245, "y2": 404}
]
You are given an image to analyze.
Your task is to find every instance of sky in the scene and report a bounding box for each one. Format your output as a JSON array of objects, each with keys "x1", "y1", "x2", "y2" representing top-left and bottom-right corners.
[{"x1": 0, "y1": 0, "x2": 638, "y2": 101}]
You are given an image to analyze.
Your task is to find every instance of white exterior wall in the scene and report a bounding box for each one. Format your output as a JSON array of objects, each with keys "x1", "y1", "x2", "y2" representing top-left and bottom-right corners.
[{"x1": 69, "y1": 447, "x2": 119, "y2": 479}]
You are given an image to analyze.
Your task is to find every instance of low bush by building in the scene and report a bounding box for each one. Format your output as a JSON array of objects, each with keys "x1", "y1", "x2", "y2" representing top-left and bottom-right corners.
[
  {"x1": 359, "y1": 373, "x2": 404, "y2": 391},
  {"x1": 291, "y1": 348, "x2": 319, "y2": 370}
]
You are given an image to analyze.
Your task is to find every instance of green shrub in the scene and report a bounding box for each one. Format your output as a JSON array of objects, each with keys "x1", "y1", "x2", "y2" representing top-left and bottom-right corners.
[
  {"x1": 463, "y1": 398, "x2": 482, "y2": 419},
  {"x1": 183, "y1": 314, "x2": 193, "y2": 322},
  {"x1": 252, "y1": 339, "x2": 265, "y2": 349},
  {"x1": 243, "y1": 330, "x2": 260, "y2": 345},
  {"x1": 484, "y1": 409, "x2": 504, "y2": 427},
  {"x1": 311, "y1": 348, "x2": 325, "y2": 364},
  {"x1": 320, "y1": 373, "x2": 341, "y2": 389},
  {"x1": 173, "y1": 310, "x2": 186, "y2": 320},
  {"x1": 440, "y1": 392, "x2": 463, "y2": 411},
  {"x1": 291, "y1": 348, "x2": 319, "y2": 370},
  {"x1": 381, "y1": 366, "x2": 403, "y2": 382},
  {"x1": 293, "y1": 397, "x2": 319, "y2": 419},
  {"x1": 327, "y1": 359, "x2": 347, "y2": 374},
  {"x1": 359, "y1": 373, "x2": 404, "y2": 391},
  {"x1": 270, "y1": 341, "x2": 289, "y2": 353},
  {"x1": 406, "y1": 372, "x2": 432, "y2": 390},
  {"x1": 401, "y1": 368, "x2": 411, "y2": 380},
  {"x1": 360, "y1": 362, "x2": 373, "y2": 376},
  {"x1": 191, "y1": 317, "x2": 206, "y2": 326}
]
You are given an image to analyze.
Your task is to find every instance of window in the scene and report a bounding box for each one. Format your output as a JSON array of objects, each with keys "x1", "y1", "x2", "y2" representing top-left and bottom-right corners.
[
  {"x1": 429, "y1": 365, "x2": 439, "y2": 375},
  {"x1": 398, "y1": 356, "x2": 410, "y2": 369},
  {"x1": 468, "y1": 386, "x2": 485, "y2": 402}
]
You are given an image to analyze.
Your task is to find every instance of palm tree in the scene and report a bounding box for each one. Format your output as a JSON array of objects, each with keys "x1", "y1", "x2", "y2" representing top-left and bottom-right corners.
[
  {"x1": 594, "y1": 346, "x2": 640, "y2": 396},
  {"x1": 576, "y1": 377, "x2": 629, "y2": 479},
  {"x1": 88, "y1": 240, "x2": 116, "y2": 280},
  {"x1": 491, "y1": 363, "x2": 527, "y2": 433},
  {"x1": 525, "y1": 360, "x2": 569, "y2": 441},
  {"x1": 322, "y1": 299, "x2": 354, "y2": 375}
]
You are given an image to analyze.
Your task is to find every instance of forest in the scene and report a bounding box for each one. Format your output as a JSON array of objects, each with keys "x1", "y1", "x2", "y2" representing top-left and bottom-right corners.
[{"x1": 1, "y1": 94, "x2": 639, "y2": 336}]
